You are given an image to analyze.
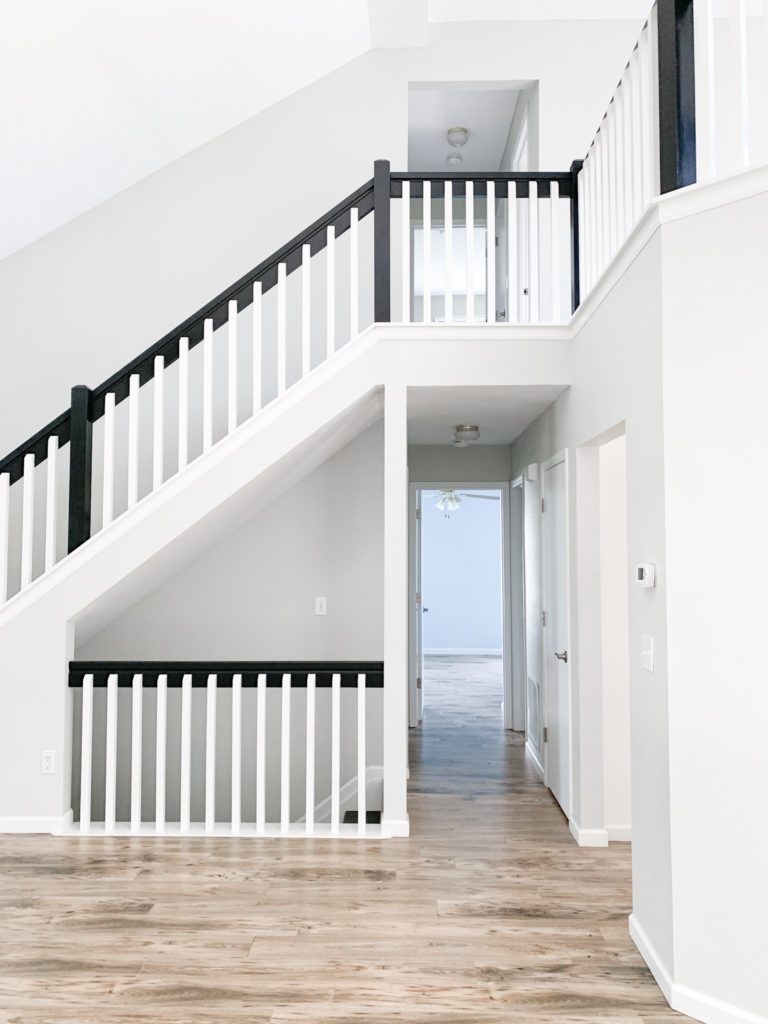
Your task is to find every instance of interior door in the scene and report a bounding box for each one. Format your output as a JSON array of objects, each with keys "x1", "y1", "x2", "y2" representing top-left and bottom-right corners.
[
  {"x1": 523, "y1": 476, "x2": 544, "y2": 760},
  {"x1": 542, "y1": 456, "x2": 571, "y2": 816},
  {"x1": 409, "y1": 490, "x2": 424, "y2": 726}
]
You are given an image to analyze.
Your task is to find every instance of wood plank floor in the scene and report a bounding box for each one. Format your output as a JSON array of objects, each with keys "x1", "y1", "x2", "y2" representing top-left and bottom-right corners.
[{"x1": 0, "y1": 655, "x2": 688, "y2": 1023}]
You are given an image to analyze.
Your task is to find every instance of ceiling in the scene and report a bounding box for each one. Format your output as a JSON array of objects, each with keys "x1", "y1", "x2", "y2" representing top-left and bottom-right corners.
[
  {"x1": 407, "y1": 385, "x2": 566, "y2": 445},
  {"x1": 429, "y1": 0, "x2": 654, "y2": 20},
  {"x1": 408, "y1": 86, "x2": 521, "y2": 172}
]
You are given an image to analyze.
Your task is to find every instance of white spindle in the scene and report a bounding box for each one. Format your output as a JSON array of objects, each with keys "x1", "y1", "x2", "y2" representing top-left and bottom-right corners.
[
  {"x1": 528, "y1": 182, "x2": 540, "y2": 323},
  {"x1": 402, "y1": 180, "x2": 411, "y2": 322},
  {"x1": 79, "y1": 673, "x2": 94, "y2": 833},
  {"x1": 0, "y1": 473, "x2": 9, "y2": 602},
  {"x1": 465, "y1": 181, "x2": 475, "y2": 324},
  {"x1": 694, "y1": 0, "x2": 717, "y2": 180},
  {"x1": 130, "y1": 674, "x2": 143, "y2": 832},
  {"x1": 589, "y1": 151, "x2": 599, "y2": 289},
  {"x1": 277, "y1": 263, "x2": 287, "y2": 395},
  {"x1": 20, "y1": 453, "x2": 35, "y2": 588},
  {"x1": 203, "y1": 318, "x2": 213, "y2": 452},
  {"x1": 280, "y1": 673, "x2": 291, "y2": 834},
  {"x1": 252, "y1": 282, "x2": 262, "y2": 415},
  {"x1": 349, "y1": 207, "x2": 359, "y2": 338},
  {"x1": 227, "y1": 299, "x2": 238, "y2": 434},
  {"x1": 507, "y1": 184, "x2": 517, "y2": 323},
  {"x1": 444, "y1": 180, "x2": 453, "y2": 324},
  {"x1": 357, "y1": 674, "x2": 366, "y2": 835},
  {"x1": 127, "y1": 374, "x2": 139, "y2": 508},
  {"x1": 607, "y1": 102, "x2": 618, "y2": 259},
  {"x1": 597, "y1": 127, "x2": 609, "y2": 274},
  {"x1": 152, "y1": 356, "x2": 164, "y2": 491},
  {"x1": 620, "y1": 82, "x2": 632, "y2": 241},
  {"x1": 422, "y1": 181, "x2": 431, "y2": 324},
  {"x1": 205, "y1": 674, "x2": 217, "y2": 833},
  {"x1": 231, "y1": 673, "x2": 242, "y2": 833},
  {"x1": 550, "y1": 181, "x2": 561, "y2": 323},
  {"x1": 326, "y1": 225, "x2": 336, "y2": 355},
  {"x1": 305, "y1": 672, "x2": 316, "y2": 835},
  {"x1": 629, "y1": 50, "x2": 643, "y2": 223},
  {"x1": 178, "y1": 338, "x2": 189, "y2": 472},
  {"x1": 44, "y1": 435, "x2": 58, "y2": 572},
  {"x1": 256, "y1": 673, "x2": 266, "y2": 833},
  {"x1": 639, "y1": 23, "x2": 654, "y2": 206},
  {"x1": 301, "y1": 245, "x2": 311, "y2": 377},
  {"x1": 331, "y1": 672, "x2": 341, "y2": 834},
  {"x1": 180, "y1": 673, "x2": 192, "y2": 832},
  {"x1": 486, "y1": 181, "x2": 496, "y2": 324},
  {"x1": 155, "y1": 674, "x2": 167, "y2": 833},
  {"x1": 730, "y1": 0, "x2": 750, "y2": 168},
  {"x1": 101, "y1": 393, "x2": 115, "y2": 527},
  {"x1": 104, "y1": 673, "x2": 118, "y2": 832}
]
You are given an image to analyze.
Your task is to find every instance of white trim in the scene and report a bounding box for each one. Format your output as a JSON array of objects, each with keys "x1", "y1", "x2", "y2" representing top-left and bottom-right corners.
[
  {"x1": 380, "y1": 818, "x2": 410, "y2": 838},
  {"x1": 607, "y1": 825, "x2": 632, "y2": 842},
  {"x1": 569, "y1": 819, "x2": 609, "y2": 847},
  {"x1": 424, "y1": 647, "x2": 502, "y2": 656},
  {"x1": 65, "y1": 821, "x2": 387, "y2": 840},
  {"x1": 525, "y1": 738, "x2": 546, "y2": 781},
  {"x1": 0, "y1": 809, "x2": 73, "y2": 834},
  {"x1": 629, "y1": 914, "x2": 674, "y2": 1004}
]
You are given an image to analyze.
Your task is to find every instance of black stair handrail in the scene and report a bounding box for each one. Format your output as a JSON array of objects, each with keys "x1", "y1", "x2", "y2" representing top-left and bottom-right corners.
[{"x1": 69, "y1": 660, "x2": 384, "y2": 688}]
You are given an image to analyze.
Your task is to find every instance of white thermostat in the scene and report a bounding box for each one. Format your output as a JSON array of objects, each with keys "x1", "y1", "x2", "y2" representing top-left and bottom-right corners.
[{"x1": 635, "y1": 563, "x2": 656, "y2": 588}]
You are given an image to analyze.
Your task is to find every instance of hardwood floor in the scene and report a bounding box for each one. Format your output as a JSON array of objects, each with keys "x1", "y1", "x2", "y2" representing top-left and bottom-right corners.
[{"x1": 0, "y1": 655, "x2": 688, "y2": 1023}]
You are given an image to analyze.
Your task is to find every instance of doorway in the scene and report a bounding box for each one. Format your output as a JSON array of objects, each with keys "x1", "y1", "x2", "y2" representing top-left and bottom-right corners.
[{"x1": 409, "y1": 484, "x2": 511, "y2": 729}]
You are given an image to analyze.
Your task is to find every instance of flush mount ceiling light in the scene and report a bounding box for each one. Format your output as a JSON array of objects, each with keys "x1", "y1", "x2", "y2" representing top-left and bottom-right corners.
[
  {"x1": 446, "y1": 153, "x2": 463, "y2": 166},
  {"x1": 453, "y1": 424, "x2": 480, "y2": 448},
  {"x1": 446, "y1": 126, "x2": 470, "y2": 148}
]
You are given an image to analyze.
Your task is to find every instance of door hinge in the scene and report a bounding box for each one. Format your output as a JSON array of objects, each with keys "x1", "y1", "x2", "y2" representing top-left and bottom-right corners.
[
  {"x1": 416, "y1": 676, "x2": 422, "y2": 690},
  {"x1": 541, "y1": 498, "x2": 546, "y2": 513},
  {"x1": 416, "y1": 592, "x2": 421, "y2": 605},
  {"x1": 416, "y1": 508, "x2": 421, "y2": 520},
  {"x1": 542, "y1": 610, "x2": 547, "y2": 627},
  {"x1": 543, "y1": 726, "x2": 548, "y2": 743}
]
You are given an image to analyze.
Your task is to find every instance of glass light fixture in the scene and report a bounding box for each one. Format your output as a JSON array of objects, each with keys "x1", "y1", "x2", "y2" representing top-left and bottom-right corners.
[
  {"x1": 446, "y1": 153, "x2": 463, "y2": 166},
  {"x1": 447, "y1": 126, "x2": 470, "y2": 148}
]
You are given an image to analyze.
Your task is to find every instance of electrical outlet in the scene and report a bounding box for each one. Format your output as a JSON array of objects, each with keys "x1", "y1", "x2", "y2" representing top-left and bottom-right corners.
[
  {"x1": 41, "y1": 750, "x2": 55, "y2": 775},
  {"x1": 315, "y1": 596, "x2": 327, "y2": 616}
]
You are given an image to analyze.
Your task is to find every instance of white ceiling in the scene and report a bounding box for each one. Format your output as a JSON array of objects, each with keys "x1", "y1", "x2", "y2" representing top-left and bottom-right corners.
[
  {"x1": 409, "y1": 86, "x2": 521, "y2": 172},
  {"x1": 408, "y1": 385, "x2": 566, "y2": 445},
  {"x1": 429, "y1": 0, "x2": 654, "y2": 20}
]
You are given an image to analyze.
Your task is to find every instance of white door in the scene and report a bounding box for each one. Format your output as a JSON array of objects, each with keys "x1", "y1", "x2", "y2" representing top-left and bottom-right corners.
[
  {"x1": 523, "y1": 476, "x2": 544, "y2": 758},
  {"x1": 409, "y1": 490, "x2": 424, "y2": 725},
  {"x1": 542, "y1": 456, "x2": 571, "y2": 816}
]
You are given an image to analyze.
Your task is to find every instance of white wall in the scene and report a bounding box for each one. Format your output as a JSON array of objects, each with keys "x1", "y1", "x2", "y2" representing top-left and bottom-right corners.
[{"x1": 78, "y1": 422, "x2": 384, "y2": 660}]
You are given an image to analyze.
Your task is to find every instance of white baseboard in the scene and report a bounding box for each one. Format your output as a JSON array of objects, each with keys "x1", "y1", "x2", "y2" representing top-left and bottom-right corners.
[
  {"x1": 423, "y1": 648, "x2": 502, "y2": 656},
  {"x1": 569, "y1": 820, "x2": 609, "y2": 847},
  {"x1": 525, "y1": 739, "x2": 546, "y2": 781},
  {"x1": 630, "y1": 913, "x2": 768, "y2": 1024},
  {"x1": 381, "y1": 817, "x2": 410, "y2": 838},
  {"x1": 607, "y1": 825, "x2": 632, "y2": 842},
  {"x1": 0, "y1": 809, "x2": 73, "y2": 834}
]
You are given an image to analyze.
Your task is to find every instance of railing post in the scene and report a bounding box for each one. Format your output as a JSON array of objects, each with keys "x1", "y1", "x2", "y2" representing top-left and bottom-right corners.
[
  {"x1": 373, "y1": 159, "x2": 391, "y2": 323},
  {"x1": 569, "y1": 160, "x2": 584, "y2": 313},
  {"x1": 657, "y1": 0, "x2": 697, "y2": 193},
  {"x1": 68, "y1": 385, "x2": 93, "y2": 554}
]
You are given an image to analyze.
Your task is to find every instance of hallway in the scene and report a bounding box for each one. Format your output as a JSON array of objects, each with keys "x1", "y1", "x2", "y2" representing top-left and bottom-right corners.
[{"x1": 0, "y1": 657, "x2": 687, "y2": 1022}]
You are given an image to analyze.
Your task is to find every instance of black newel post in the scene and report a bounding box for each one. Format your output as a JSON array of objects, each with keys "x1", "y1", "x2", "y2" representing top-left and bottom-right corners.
[
  {"x1": 569, "y1": 160, "x2": 584, "y2": 313},
  {"x1": 373, "y1": 159, "x2": 391, "y2": 323},
  {"x1": 68, "y1": 385, "x2": 93, "y2": 554},
  {"x1": 657, "y1": 0, "x2": 697, "y2": 193}
]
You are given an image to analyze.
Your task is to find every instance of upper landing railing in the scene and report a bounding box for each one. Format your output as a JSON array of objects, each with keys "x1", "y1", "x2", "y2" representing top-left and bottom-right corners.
[{"x1": 0, "y1": 0, "x2": 762, "y2": 607}]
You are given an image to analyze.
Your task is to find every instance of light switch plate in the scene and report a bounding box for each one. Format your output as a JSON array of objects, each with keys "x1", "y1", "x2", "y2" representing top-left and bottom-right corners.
[
  {"x1": 640, "y1": 635, "x2": 654, "y2": 673},
  {"x1": 41, "y1": 750, "x2": 55, "y2": 774},
  {"x1": 315, "y1": 596, "x2": 327, "y2": 616}
]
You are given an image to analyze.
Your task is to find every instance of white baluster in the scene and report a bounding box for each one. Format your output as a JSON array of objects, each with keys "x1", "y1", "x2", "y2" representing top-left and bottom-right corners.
[
  {"x1": 130, "y1": 673, "x2": 143, "y2": 833},
  {"x1": 305, "y1": 672, "x2": 316, "y2": 835},
  {"x1": 639, "y1": 23, "x2": 654, "y2": 206},
  {"x1": 231, "y1": 673, "x2": 242, "y2": 834},
  {"x1": 44, "y1": 435, "x2": 58, "y2": 572},
  {"x1": 550, "y1": 181, "x2": 561, "y2": 323},
  {"x1": 629, "y1": 49, "x2": 643, "y2": 222},
  {"x1": 694, "y1": 0, "x2": 717, "y2": 180},
  {"x1": 101, "y1": 393, "x2": 115, "y2": 527},
  {"x1": 588, "y1": 151, "x2": 599, "y2": 290},
  {"x1": 0, "y1": 473, "x2": 9, "y2": 603},
  {"x1": 79, "y1": 673, "x2": 94, "y2": 833},
  {"x1": 486, "y1": 181, "x2": 496, "y2": 324},
  {"x1": 326, "y1": 225, "x2": 336, "y2": 355},
  {"x1": 422, "y1": 180, "x2": 431, "y2": 324},
  {"x1": 620, "y1": 78, "x2": 633, "y2": 240},
  {"x1": 729, "y1": 0, "x2": 750, "y2": 168},
  {"x1": 155, "y1": 674, "x2": 167, "y2": 833},
  {"x1": 152, "y1": 355, "x2": 164, "y2": 492},
  {"x1": 105, "y1": 673, "x2": 118, "y2": 832},
  {"x1": 597, "y1": 127, "x2": 609, "y2": 274},
  {"x1": 205, "y1": 673, "x2": 217, "y2": 833},
  {"x1": 256, "y1": 673, "x2": 266, "y2": 833},
  {"x1": 465, "y1": 181, "x2": 475, "y2": 324},
  {"x1": 180, "y1": 673, "x2": 192, "y2": 832},
  {"x1": 507, "y1": 183, "x2": 517, "y2": 323},
  {"x1": 227, "y1": 299, "x2": 238, "y2": 434},
  {"x1": 127, "y1": 374, "x2": 139, "y2": 508},
  {"x1": 203, "y1": 318, "x2": 213, "y2": 452},
  {"x1": 252, "y1": 282, "x2": 262, "y2": 415},
  {"x1": 528, "y1": 182, "x2": 540, "y2": 323},
  {"x1": 178, "y1": 338, "x2": 189, "y2": 472},
  {"x1": 402, "y1": 180, "x2": 411, "y2": 322},
  {"x1": 578, "y1": 166, "x2": 588, "y2": 296},
  {"x1": 444, "y1": 180, "x2": 453, "y2": 324},
  {"x1": 301, "y1": 244, "x2": 311, "y2": 377},
  {"x1": 280, "y1": 673, "x2": 291, "y2": 834},
  {"x1": 357, "y1": 674, "x2": 366, "y2": 835},
  {"x1": 20, "y1": 453, "x2": 35, "y2": 588},
  {"x1": 277, "y1": 263, "x2": 287, "y2": 395},
  {"x1": 349, "y1": 207, "x2": 359, "y2": 339},
  {"x1": 331, "y1": 672, "x2": 341, "y2": 834},
  {"x1": 607, "y1": 102, "x2": 618, "y2": 260}
]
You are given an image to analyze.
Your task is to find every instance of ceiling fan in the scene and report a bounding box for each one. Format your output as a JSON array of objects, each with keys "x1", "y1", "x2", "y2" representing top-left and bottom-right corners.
[{"x1": 434, "y1": 489, "x2": 500, "y2": 513}]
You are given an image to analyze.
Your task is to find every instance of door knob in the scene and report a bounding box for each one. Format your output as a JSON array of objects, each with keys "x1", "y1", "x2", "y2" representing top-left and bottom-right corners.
[
  {"x1": 422, "y1": 607, "x2": 429, "y2": 613},
  {"x1": 554, "y1": 650, "x2": 568, "y2": 663}
]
